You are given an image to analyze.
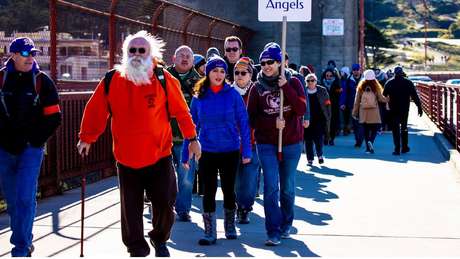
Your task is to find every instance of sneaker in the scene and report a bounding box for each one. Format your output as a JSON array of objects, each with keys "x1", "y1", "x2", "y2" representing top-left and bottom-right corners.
[
  {"x1": 367, "y1": 141, "x2": 374, "y2": 154},
  {"x1": 401, "y1": 147, "x2": 410, "y2": 153},
  {"x1": 281, "y1": 230, "x2": 291, "y2": 239},
  {"x1": 265, "y1": 236, "x2": 281, "y2": 246},
  {"x1": 307, "y1": 160, "x2": 313, "y2": 166},
  {"x1": 26, "y1": 244, "x2": 34, "y2": 257},
  {"x1": 176, "y1": 213, "x2": 191, "y2": 222},
  {"x1": 150, "y1": 239, "x2": 170, "y2": 257},
  {"x1": 318, "y1": 157, "x2": 324, "y2": 164}
]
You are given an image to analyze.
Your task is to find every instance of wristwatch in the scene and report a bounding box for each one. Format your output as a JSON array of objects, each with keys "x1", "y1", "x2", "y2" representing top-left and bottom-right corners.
[{"x1": 188, "y1": 137, "x2": 198, "y2": 142}]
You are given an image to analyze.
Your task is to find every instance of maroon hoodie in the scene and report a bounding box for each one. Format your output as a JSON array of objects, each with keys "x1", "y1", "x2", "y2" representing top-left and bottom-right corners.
[{"x1": 247, "y1": 74, "x2": 306, "y2": 146}]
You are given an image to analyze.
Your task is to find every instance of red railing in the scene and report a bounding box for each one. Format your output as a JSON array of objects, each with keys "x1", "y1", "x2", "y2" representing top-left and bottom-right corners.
[
  {"x1": 39, "y1": 89, "x2": 115, "y2": 198},
  {"x1": 416, "y1": 82, "x2": 460, "y2": 151}
]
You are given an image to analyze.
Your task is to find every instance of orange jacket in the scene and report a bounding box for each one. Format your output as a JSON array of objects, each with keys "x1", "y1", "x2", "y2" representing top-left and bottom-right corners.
[{"x1": 79, "y1": 69, "x2": 196, "y2": 169}]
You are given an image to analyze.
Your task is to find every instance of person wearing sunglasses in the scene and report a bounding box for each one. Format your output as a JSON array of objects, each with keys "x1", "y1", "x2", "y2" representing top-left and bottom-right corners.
[
  {"x1": 223, "y1": 36, "x2": 243, "y2": 83},
  {"x1": 181, "y1": 55, "x2": 251, "y2": 245},
  {"x1": 231, "y1": 57, "x2": 260, "y2": 225},
  {"x1": 0, "y1": 37, "x2": 62, "y2": 257},
  {"x1": 247, "y1": 43, "x2": 307, "y2": 246},
  {"x1": 304, "y1": 74, "x2": 331, "y2": 166},
  {"x1": 78, "y1": 31, "x2": 200, "y2": 257}
]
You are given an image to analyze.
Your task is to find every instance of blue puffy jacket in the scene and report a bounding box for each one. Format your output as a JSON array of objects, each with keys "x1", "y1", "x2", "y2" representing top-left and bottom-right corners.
[{"x1": 182, "y1": 83, "x2": 251, "y2": 163}]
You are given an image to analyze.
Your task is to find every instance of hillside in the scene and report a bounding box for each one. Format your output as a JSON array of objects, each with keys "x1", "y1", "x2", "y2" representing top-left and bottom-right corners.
[{"x1": 365, "y1": 0, "x2": 460, "y2": 39}]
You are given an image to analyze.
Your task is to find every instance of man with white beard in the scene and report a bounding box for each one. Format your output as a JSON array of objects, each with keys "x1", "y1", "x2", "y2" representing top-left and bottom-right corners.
[{"x1": 77, "y1": 30, "x2": 201, "y2": 257}]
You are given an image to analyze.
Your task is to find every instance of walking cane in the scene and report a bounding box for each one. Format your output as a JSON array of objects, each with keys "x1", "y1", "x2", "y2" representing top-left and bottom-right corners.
[
  {"x1": 278, "y1": 16, "x2": 287, "y2": 161},
  {"x1": 80, "y1": 162, "x2": 86, "y2": 257}
]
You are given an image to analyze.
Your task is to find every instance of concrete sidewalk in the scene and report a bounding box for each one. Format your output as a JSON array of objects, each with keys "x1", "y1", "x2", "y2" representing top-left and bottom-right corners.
[{"x1": 1, "y1": 106, "x2": 460, "y2": 257}]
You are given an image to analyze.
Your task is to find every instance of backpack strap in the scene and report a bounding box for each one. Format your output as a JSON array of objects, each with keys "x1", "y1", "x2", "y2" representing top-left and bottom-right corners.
[
  {"x1": 33, "y1": 71, "x2": 43, "y2": 106},
  {"x1": 0, "y1": 69, "x2": 9, "y2": 117},
  {"x1": 104, "y1": 69, "x2": 117, "y2": 96},
  {"x1": 154, "y1": 65, "x2": 170, "y2": 121}
]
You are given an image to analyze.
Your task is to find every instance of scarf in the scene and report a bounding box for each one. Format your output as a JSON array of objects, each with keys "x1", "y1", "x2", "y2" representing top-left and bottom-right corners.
[
  {"x1": 232, "y1": 81, "x2": 251, "y2": 96},
  {"x1": 257, "y1": 68, "x2": 292, "y2": 92}
]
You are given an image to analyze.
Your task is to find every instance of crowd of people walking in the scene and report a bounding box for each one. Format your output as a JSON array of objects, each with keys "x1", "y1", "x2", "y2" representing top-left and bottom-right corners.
[{"x1": 0, "y1": 31, "x2": 423, "y2": 257}]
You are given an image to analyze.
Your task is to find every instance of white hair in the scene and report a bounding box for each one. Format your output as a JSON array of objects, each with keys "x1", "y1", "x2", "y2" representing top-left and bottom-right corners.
[
  {"x1": 174, "y1": 45, "x2": 193, "y2": 57},
  {"x1": 120, "y1": 30, "x2": 165, "y2": 64},
  {"x1": 305, "y1": 73, "x2": 317, "y2": 81}
]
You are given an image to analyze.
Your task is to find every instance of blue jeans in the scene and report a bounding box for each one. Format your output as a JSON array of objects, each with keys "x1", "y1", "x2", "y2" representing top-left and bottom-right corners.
[
  {"x1": 172, "y1": 144, "x2": 197, "y2": 215},
  {"x1": 256, "y1": 142, "x2": 302, "y2": 239},
  {"x1": 235, "y1": 147, "x2": 260, "y2": 211},
  {"x1": 0, "y1": 145, "x2": 44, "y2": 257}
]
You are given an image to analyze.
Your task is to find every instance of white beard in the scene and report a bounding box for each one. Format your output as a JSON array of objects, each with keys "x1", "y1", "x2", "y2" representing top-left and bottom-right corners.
[{"x1": 115, "y1": 56, "x2": 153, "y2": 86}]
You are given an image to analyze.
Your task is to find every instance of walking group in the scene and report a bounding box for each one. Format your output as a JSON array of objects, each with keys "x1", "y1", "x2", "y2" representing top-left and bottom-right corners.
[{"x1": 0, "y1": 31, "x2": 423, "y2": 257}]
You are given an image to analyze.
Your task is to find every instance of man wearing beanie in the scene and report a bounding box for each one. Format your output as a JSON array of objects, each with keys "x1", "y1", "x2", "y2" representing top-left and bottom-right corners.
[
  {"x1": 166, "y1": 45, "x2": 202, "y2": 223},
  {"x1": 247, "y1": 43, "x2": 307, "y2": 246},
  {"x1": 383, "y1": 66, "x2": 422, "y2": 155}
]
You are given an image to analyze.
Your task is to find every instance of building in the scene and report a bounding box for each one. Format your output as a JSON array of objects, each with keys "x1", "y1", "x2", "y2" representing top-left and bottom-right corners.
[
  {"x1": 0, "y1": 30, "x2": 107, "y2": 80},
  {"x1": 168, "y1": 0, "x2": 358, "y2": 73}
]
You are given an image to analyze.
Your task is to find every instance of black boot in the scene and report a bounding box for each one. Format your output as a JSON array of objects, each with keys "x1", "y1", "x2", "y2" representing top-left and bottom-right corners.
[
  {"x1": 199, "y1": 212, "x2": 217, "y2": 245},
  {"x1": 224, "y1": 209, "x2": 237, "y2": 239},
  {"x1": 237, "y1": 208, "x2": 250, "y2": 224}
]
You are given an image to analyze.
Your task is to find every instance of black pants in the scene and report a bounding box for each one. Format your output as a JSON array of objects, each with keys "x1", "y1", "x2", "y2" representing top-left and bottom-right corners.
[
  {"x1": 391, "y1": 113, "x2": 409, "y2": 152},
  {"x1": 199, "y1": 151, "x2": 239, "y2": 212},
  {"x1": 304, "y1": 124, "x2": 325, "y2": 161},
  {"x1": 117, "y1": 156, "x2": 177, "y2": 255},
  {"x1": 329, "y1": 105, "x2": 340, "y2": 141},
  {"x1": 362, "y1": 123, "x2": 379, "y2": 148}
]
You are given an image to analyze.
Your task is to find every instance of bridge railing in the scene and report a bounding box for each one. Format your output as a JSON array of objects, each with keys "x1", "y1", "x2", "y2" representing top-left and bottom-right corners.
[{"x1": 416, "y1": 82, "x2": 460, "y2": 151}]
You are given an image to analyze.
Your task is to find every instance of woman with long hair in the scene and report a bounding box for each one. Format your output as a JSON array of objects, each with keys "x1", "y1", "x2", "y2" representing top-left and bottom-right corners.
[
  {"x1": 352, "y1": 69, "x2": 388, "y2": 154},
  {"x1": 181, "y1": 55, "x2": 251, "y2": 245}
]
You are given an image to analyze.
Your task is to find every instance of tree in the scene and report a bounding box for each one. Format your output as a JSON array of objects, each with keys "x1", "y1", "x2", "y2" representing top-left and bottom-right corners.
[
  {"x1": 365, "y1": 21, "x2": 396, "y2": 67},
  {"x1": 0, "y1": 0, "x2": 48, "y2": 34}
]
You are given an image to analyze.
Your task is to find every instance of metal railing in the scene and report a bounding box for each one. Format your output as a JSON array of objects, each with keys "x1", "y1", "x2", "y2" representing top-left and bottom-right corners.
[{"x1": 416, "y1": 82, "x2": 460, "y2": 151}]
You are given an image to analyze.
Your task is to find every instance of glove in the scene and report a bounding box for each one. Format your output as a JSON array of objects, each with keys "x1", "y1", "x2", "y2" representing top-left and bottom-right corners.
[{"x1": 418, "y1": 107, "x2": 423, "y2": 117}]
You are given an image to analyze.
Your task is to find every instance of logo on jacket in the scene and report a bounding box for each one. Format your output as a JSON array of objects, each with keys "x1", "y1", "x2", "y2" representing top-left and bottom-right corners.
[
  {"x1": 266, "y1": 93, "x2": 280, "y2": 109},
  {"x1": 144, "y1": 94, "x2": 155, "y2": 108}
]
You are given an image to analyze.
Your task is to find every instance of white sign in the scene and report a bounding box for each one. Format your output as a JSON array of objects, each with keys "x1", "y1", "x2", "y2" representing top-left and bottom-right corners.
[
  {"x1": 323, "y1": 19, "x2": 344, "y2": 36},
  {"x1": 258, "y1": 0, "x2": 311, "y2": 22}
]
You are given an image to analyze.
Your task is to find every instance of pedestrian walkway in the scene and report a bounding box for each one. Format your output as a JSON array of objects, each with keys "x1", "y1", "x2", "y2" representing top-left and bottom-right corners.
[{"x1": 1, "y1": 106, "x2": 460, "y2": 257}]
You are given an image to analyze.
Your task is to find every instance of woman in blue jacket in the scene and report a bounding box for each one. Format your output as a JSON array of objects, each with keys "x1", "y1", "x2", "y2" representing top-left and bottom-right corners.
[{"x1": 182, "y1": 55, "x2": 251, "y2": 245}]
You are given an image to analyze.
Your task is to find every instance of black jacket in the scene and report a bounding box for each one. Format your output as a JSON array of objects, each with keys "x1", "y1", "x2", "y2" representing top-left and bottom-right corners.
[
  {"x1": 383, "y1": 75, "x2": 421, "y2": 118},
  {"x1": 0, "y1": 62, "x2": 61, "y2": 155}
]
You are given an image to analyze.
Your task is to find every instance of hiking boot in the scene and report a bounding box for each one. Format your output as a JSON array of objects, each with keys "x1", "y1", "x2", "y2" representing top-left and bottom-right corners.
[
  {"x1": 237, "y1": 209, "x2": 250, "y2": 224},
  {"x1": 199, "y1": 212, "x2": 217, "y2": 245},
  {"x1": 176, "y1": 212, "x2": 191, "y2": 222},
  {"x1": 224, "y1": 209, "x2": 237, "y2": 239},
  {"x1": 149, "y1": 239, "x2": 170, "y2": 257},
  {"x1": 265, "y1": 236, "x2": 281, "y2": 246}
]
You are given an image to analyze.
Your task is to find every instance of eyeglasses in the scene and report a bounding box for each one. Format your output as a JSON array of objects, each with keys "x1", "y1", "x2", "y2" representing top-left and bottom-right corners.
[
  {"x1": 234, "y1": 71, "x2": 248, "y2": 76},
  {"x1": 225, "y1": 47, "x2": 239, "y2": 52},
  {"x1": 129, "y1": 47, "x2": 146, "y2": 54},
  {"x1": 306, "y1": 79, "x2": 316, "y2": 83},
  {"x1": 19, "y1": 51, "x2": 37, "y2": 57},
  {"x1": 260, "y1": 60, "x2": 275, "y2": 66}
]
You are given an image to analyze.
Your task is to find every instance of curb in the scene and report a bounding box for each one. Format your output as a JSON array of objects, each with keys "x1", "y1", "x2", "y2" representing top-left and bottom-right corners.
[{"x1": 420, "y1": 114, "x2": 460, "y2": 175}]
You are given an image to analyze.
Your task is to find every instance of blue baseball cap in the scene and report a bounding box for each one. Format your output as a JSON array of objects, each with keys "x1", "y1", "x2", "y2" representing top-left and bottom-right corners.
[
  {"x1": 9, "y1": 37, "x2": 41, "y2": 54},
  {"x1": 394, "y1": 66, "x2": 404, "y2": 75}
]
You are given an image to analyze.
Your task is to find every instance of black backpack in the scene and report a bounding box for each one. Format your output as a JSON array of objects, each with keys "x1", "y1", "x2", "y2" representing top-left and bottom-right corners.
[{"x1": 103, "y1": 66, "x2": 170, "y2": 119}]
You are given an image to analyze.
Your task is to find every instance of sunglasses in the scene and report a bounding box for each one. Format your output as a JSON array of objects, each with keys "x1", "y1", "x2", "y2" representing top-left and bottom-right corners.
[
  {"x1": 234, "y1": 71, "x2": 248, "y2": 76},
  {"x1": 306, "y1": 79, "x2": 316, "y2": 82},
  {"x1": 260, "y1": 60, "x2": 276, "y2": 66},
  {"x1": 129, "y1": 47, "x2": 146, "y2": 54},
  {"x1": 19, "y1": 51, "x2": 37, "y2": 57},
  {"x1": 225, "y1": 47, "x2": 239, "y2": 52}
]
